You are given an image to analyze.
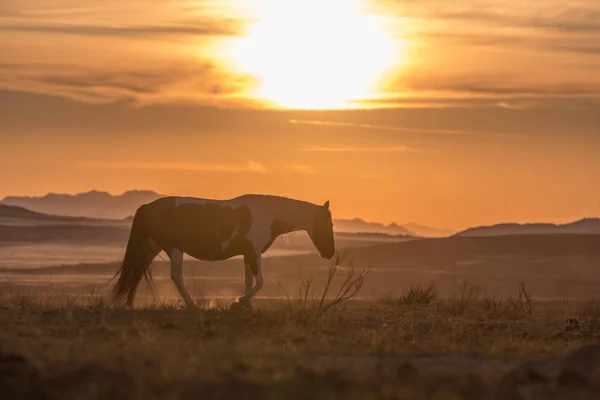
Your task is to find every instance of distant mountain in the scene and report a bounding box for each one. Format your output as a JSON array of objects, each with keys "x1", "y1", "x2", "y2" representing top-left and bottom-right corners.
[
  {"x1": 333, "y1": 218, "x2": 414, "y2": 236},
  {"x1": 402, "y1": 223, "x2": 454, "y2": 238},
  {"x1": 1, "y1": 191, "x2": 455, "y2": 237},
  {"x1": 0, "y1": 204, "x2": 46, "y2": 219},
  {"x1": 1, "y1": 190, "x2": 163, "y2": 220},
  {"x1": 0, "y1": 203, "x2": 129, "y2": 225},
  {"x1": 455, "y1": 218, "x2": 600, "y2": 237}
]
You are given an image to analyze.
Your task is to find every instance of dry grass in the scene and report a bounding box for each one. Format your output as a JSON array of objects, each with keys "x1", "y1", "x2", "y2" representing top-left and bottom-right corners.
[
  {"x1": 2, "y1": 279, "x2": 600, "y2": 400},
  {"x1": 276, "y1": 251, "x2": 371, "y2": 318}
]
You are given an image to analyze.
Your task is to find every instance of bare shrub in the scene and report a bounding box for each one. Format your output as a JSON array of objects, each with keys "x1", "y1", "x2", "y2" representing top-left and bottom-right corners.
[
  {"x1": 448, "y1": 282, "x2": 482, "y2": 315},
  {"x1": 277, "y1": 251, "x2": 370, "y2": 317},
  {"x1": 480, "y1": 295, "x2": 512, "y2": 317},
  {"x1": 318, "y1": 259, "x2": 370, "y2": 314},
  {"x1": 507, "y1": 281, "x2": 533, "y2": 315},
  {"x1": 299, "y1": 275, "x2": 315, "y2": 310},
  {"x1": 396, "y1": 284, "x2": 439, "y2": 307},
  {"x1": 578, "y1": 298, "x2": 600, "y2": 320}
]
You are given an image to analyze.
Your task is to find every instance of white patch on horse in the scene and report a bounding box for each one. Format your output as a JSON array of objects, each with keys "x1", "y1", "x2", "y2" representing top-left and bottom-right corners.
[
  {"x1": 169, "y1": 249, "x2": 196, "y2": 309},
  {"x1": 247, "y1": 209, "x2": 273, "y2": 252},
  {"x1": 220, "y1": 225, "x2": 239, "y2": 252}
]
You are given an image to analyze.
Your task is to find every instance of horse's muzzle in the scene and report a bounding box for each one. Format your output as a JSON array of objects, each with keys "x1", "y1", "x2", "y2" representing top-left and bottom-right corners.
[{"x1": 321, "y1": 250, "x2": 335, "y2": 259}]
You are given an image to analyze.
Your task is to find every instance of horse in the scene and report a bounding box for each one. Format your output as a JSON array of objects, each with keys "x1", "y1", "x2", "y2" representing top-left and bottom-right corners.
[{"x1": 111, "y1": 194, "x2": 336, "y2": 309}]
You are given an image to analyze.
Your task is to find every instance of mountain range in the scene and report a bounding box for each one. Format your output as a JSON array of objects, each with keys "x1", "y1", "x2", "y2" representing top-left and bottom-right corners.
[
  {"x1": 2, "y1": 191, "x2": 599, "y2": 237},
  {"x1": 0, "y1": 190, "x2": 453, "y2": 237},
  {"x1": 455, "y1": 218, "x2": 600, "y2": 236},
  {"x1": 1, "y1": 190, "x2": 163, "y2": 220},
  {"x1": 332, "y1": 218, "x2": 453, "y2": 237}
]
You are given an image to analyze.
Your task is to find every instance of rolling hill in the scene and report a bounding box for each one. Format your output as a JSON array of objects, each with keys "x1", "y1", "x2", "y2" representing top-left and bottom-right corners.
[{"x1": 455, "y1": 218, "x2": 600, "y2": 237}]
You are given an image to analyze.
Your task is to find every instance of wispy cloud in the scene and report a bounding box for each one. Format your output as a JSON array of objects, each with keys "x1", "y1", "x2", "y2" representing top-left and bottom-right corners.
[
  {"x1": 419, "y1": 8, "x2": 600, "y2": 35},
  {"x1": 289, "y1": 119, "x2": 472, "y2": 136},
  {"x1": 1, "y1": 0, "x2": 600, "y2": 111},
  {"x1": 291, "y1": 117, "x2": 532, "y2": 140},
  {"x1": 290, "y1": 117, "x2": 531, "y2": 139},
  {"x1": 0, "y1": 22, "x2": 241, "y2": 38},
  {"x1": 417, "y1": 30, "x2": 600, "y2": 58},
  {"x1": 80, "y1": 160, "x2": 268, "y2": 174},
  {"x1": 0, "y1": 62, "x2": 258, "y2": 107},
  {"x1": 300, "y1": 145, "x2": 428, "y2": 153},
  {"x1": 285, "y1": 164, "x2": 315, "y2": 174},
  {"x1": 358, "y1": 95, "x2": 600, "y2": 111}
]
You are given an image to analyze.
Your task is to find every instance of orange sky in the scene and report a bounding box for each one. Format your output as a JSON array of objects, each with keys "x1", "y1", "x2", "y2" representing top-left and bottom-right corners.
[{"x1": 1, "y1": 0, "x2": 600, "y2": 230}]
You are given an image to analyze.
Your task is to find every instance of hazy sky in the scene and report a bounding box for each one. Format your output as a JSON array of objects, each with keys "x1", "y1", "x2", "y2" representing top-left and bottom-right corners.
[{"x1": 1, "y1": 0, "x2": 600, "y2": 230}]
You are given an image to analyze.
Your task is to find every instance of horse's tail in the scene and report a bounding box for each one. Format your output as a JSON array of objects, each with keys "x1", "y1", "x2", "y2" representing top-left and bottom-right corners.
[{"x1": 111, "y1": 204, "x2": 154, "y2": 304}]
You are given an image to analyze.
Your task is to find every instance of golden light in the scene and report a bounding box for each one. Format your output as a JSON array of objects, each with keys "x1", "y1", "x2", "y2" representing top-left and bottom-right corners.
[{"x1": 223, "y1": 0, "x2": 403, "y2": 109}]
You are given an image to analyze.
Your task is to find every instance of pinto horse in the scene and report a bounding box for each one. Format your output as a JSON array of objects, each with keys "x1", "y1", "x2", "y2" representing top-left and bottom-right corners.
[{"x1": 111, "y1": 194, "x2": 336, "y2": 309}]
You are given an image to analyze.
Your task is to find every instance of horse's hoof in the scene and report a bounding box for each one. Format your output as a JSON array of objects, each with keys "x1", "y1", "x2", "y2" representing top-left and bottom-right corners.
[
  {"x1": 184, "y1": 304, "x2": 200, "y2": 312},
  {"x1": 230, "y1": 300, "x2": 252, "y2": 311}
]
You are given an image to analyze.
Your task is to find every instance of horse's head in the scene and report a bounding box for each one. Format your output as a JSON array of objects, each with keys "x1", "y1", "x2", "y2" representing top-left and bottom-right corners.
[{"x1": 309, "y1": 201, "x2": 336, "y2": 259}]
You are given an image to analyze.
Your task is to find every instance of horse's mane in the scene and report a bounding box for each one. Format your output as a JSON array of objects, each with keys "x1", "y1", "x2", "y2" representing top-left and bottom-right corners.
[{"x1": 234, "y1": 193, "x2": 320, "y2": 208}]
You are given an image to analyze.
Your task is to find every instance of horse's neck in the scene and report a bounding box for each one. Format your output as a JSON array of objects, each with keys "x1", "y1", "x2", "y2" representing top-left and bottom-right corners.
[{"x1": 256, "y1": 196, "x2": 315, "y2": 233}]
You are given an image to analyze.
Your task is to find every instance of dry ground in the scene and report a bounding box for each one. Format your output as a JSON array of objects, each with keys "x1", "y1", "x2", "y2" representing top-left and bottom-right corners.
[
  {"x1": 1, "y1": 284, "x2": 600, "y2": 400},
  {"x1": 2, "y1": 234, "x2": 600, "y2": 399}
]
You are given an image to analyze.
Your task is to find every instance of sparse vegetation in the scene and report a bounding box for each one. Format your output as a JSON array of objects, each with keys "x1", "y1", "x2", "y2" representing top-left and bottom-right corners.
[
  {"x1": 381, "y1": 283, "x2": 439, "y2": 307},
  {"x1": 449, "y1": 281, "x2": 483, "y2": 314},
  {"x1": 3, "y1": 233, "x2": 600, "y2": 399},
  {"x1": 2, "y1": 277, "x2": 600, "y2": 399},
  {"x1": 277, "y1": 251, "x2": 370, "y2": 318}
]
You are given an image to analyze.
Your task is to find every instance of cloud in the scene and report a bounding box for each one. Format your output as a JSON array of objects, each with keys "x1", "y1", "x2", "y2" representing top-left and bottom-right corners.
[
  {"x1": 423, "y1": 9, "x2": 600, "y2": 34},
  {"x1": 0, "y1": 22, "x2": 241, "y2": 37},
  {"x1": 289, "y1": 119, "x2": 472, "y2": 135},
  {"x1": 385, "y1": 66, "x2": 600, "y2": 99},
  {"x1": 285, "y1": 164, "x2": 315, "y2": 174},
  {"x1": 80, "y1": 160, "x2": 268, "y2": 174},
  {"x1": 0, "y1": 61, "x2": 259, "y2": 107},
  {"x1": 300, "y1": 145, "x2": 428, "y2": 153},
  {"x1": 357, "y1": 94, "x2": 600, "y2": 112},
  {"x1": 2, "y1": 1, "x2": 600, "y2": 111},
  {"x1": 355, "y1": 68, "x2": 600, "y2": 111},
  {"x1": 290, "y1": 118, "x2": 531, "y2": 140},
  {"x1": 416, "y1": 30, "x2": 600, "y2": 58},
  {"x1": 387, "y1": 3, "x2": 600, "y2": 33},
  {"x1": 0, "y1": 9, "x2": 24, "y2": 18}
]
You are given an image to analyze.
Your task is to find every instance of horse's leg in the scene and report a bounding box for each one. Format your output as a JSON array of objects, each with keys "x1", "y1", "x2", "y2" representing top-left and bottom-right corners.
[
  {"x1": 169, "y1": 249, "x2": 197, "y2": 309},
  {"x1": 238, "y1": 253, "x2": 263, "y2": 306},
  {"x1": 244, "y1": 263, "x2": 255, "y2": 294},
  {"x1": 235, "y1": 262, "x2": 255, "y2": 307},
  {"x1": 126, "y1": 238, "x2": 161, "y2": 308}
]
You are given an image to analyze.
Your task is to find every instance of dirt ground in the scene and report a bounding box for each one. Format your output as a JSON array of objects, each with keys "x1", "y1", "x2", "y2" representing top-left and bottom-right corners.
[
  {"x1": 2, "y1": 234, "x2": 600, "y2": 399},
  {"x1": 1, "y1": 287, "x2": 600, "y2": 400}
]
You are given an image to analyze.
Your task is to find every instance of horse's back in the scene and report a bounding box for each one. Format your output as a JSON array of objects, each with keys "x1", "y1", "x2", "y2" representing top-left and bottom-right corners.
[{"x1": 139, "y1": 195, "x2": 256, "y2": 261}]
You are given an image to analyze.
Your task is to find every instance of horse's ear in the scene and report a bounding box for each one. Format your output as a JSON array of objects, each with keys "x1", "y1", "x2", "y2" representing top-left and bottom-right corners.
[{"x1": 323, "y1": 201, "x2": 330, "y2": 209}]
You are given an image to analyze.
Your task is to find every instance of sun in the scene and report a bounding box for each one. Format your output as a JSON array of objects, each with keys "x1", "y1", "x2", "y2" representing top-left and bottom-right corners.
[{"x1": 222, "y1": 0, "x2": 403, "y2": 109}]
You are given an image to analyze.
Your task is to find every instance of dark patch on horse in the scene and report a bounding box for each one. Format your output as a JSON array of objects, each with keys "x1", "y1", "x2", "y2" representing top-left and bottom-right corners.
[
  {"x1": 244, "y1": 247, "x2": 259, "y2": 275},
  {"x1": 233, "y1": 205, "x2": 252, "y2": 236},
  {"x1": 311, "y1": 206, "x2": 335, "y2": 258},
  {"x1": 146, "y1": 199, "x2": 254, "y2": 261},
  {"x1": 262, "y1": 220, "x2": 296, "y2": 253}
]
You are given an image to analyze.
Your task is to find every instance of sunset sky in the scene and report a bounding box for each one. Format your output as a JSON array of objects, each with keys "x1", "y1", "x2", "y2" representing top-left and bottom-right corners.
[{"x1": 1, "y1": 0, "x2": 600, "y2": 230}]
